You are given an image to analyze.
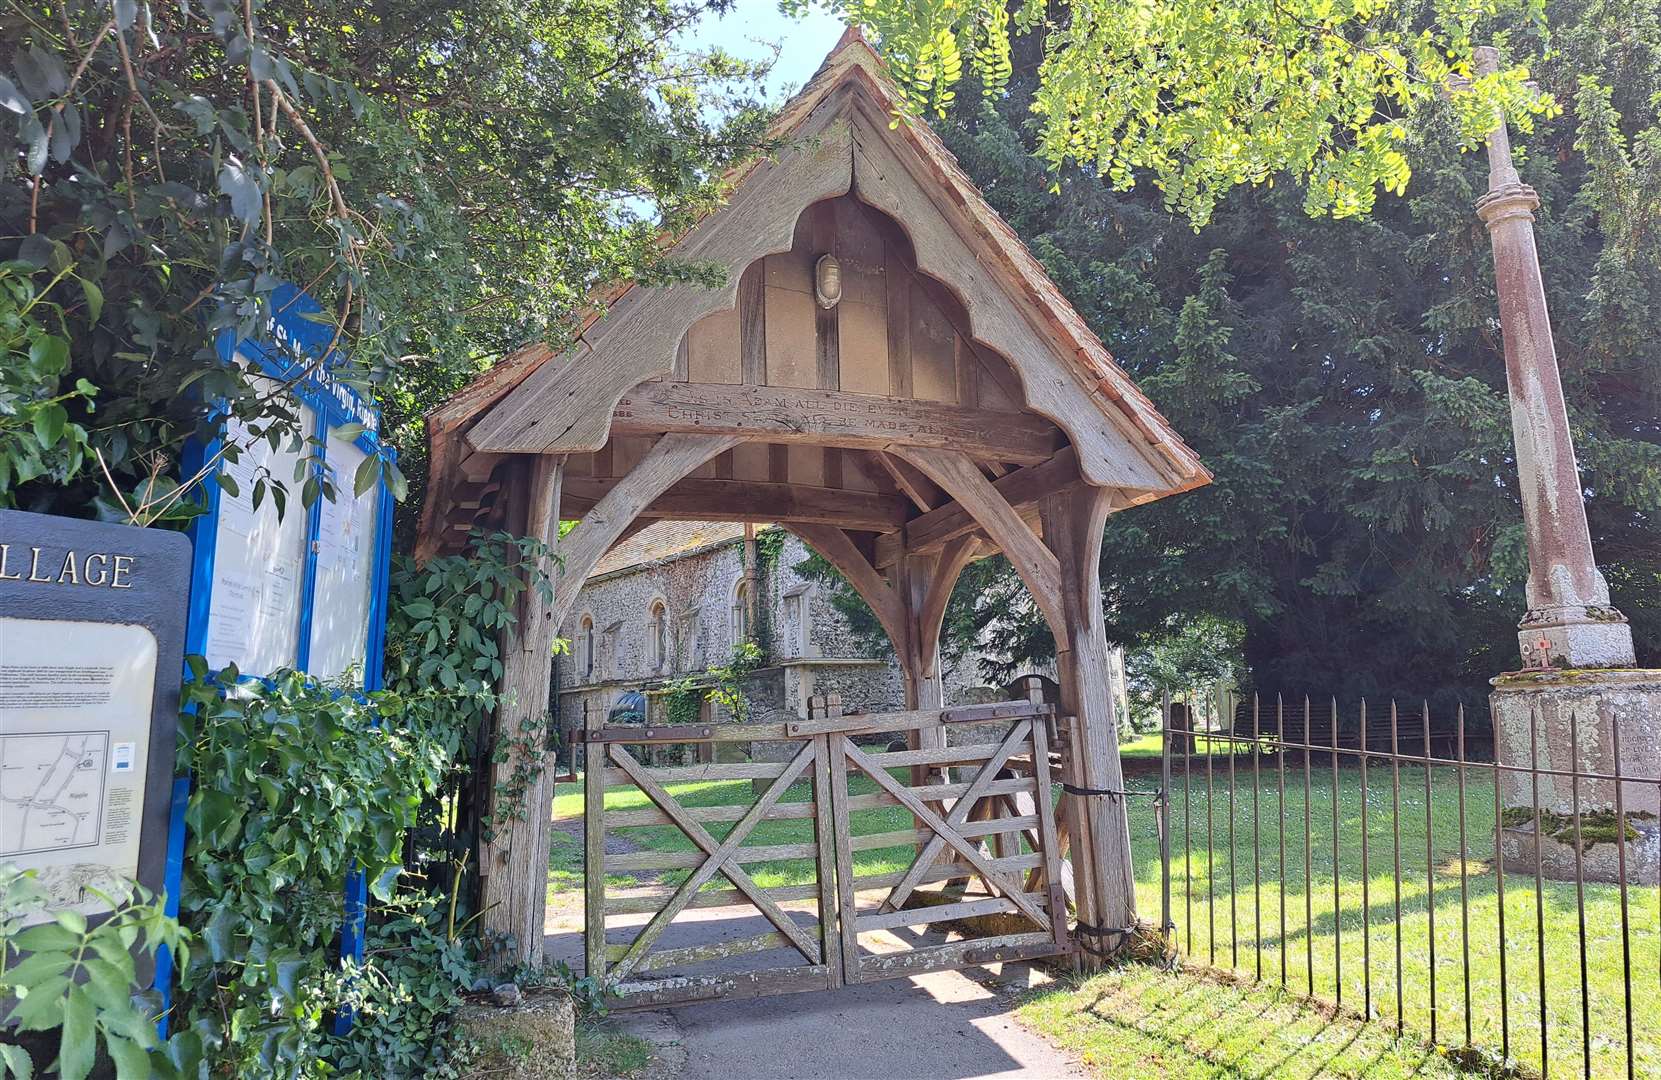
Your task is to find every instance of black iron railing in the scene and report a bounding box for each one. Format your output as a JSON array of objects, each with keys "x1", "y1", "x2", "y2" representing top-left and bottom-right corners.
[{"x1": 1151, "y1": 689, "x2": 1659, "y2": 1080}]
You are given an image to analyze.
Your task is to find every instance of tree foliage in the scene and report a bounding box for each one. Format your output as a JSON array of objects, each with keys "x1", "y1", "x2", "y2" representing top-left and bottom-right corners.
[
  {"x1": 0, "y1": 870, "x2": 187, "y2": 1080},
  {"x1": 2, "y1": 0, "x2": 769, "y2": 530},
  {"x1": 172, "y1": 663, "x2": 460, "y2": 1074},
  {"x1": 810, "y1": 0, "x2": 1552, "y2": 224},
  {"x1": 921, "y1": 0, "x2": 1659, "y2": 700}
]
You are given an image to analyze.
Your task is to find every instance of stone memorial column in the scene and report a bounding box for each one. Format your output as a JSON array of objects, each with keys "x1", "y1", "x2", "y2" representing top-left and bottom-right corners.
[{"x1": 1472, "y1": 46, "x2": 1660, "y2": 883}]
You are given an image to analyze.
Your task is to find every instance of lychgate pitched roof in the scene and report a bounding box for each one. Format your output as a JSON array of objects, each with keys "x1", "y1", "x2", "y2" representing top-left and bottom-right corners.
[{"x1": 416, "y1": 28, "x2": 1207, "y2": 562}]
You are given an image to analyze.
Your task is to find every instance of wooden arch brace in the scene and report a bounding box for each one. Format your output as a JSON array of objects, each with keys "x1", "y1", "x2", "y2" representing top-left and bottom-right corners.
[
  {"x1": 915, "y1": 535, "x2": 976, "y2": 681},
  {"x1": 893, "y1": 447, "x2": 1068, "y2": 648},
  {"x1": 551, "y1": 433, "x2": 743, "y2": 628},
  {"x1": 787, "y1": 524, "x2": 909, "y2": 674}
]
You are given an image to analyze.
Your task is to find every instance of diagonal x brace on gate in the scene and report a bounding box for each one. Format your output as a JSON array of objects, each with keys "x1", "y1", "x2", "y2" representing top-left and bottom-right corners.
[
  {"x1": 880, "y1": 719, "x2": 1035, "y2": 913},
  {"x1": 841, "y1": 736, "x2": 1051, "y2": 931},
  {"x1": 605, "y1": 743, "x2": 822, "y2": 982}
]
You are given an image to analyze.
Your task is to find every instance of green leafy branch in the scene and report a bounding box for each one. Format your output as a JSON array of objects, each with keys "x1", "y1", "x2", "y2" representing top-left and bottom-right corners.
[
  {"x1": 0, "y1": 866, "x2": 188, "y2": 1080},
  {"x1": 813, "y1": 0, "x2": 1558, "y2": 224}
]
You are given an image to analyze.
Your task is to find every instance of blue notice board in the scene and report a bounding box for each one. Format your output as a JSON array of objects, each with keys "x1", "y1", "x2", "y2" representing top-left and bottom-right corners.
[{"x1": 157, "y1": 284, "x2": 395, "y2": 1017}]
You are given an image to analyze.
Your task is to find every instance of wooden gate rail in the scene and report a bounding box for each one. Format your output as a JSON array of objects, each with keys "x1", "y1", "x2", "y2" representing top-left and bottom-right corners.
[{"x1": 580, "y1": 695, "x2": 1072, "y2": 1009}]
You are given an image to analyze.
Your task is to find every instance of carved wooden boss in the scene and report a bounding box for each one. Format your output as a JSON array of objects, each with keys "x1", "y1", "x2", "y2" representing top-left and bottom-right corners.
[{"x1": 416, "y1": 30, "x2": 1209, "y2": 966}]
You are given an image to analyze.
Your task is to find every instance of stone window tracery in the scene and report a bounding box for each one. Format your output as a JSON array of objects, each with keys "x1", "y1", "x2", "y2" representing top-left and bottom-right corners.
[{"x1": 782, "y1": 584, "x2": 812, "y2": 658}]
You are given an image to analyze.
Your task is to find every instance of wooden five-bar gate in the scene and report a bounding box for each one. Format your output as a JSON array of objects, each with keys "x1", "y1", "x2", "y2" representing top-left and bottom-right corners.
[{"x1": 578, "y1": 691, "x2": 1072, "y2": 1009}]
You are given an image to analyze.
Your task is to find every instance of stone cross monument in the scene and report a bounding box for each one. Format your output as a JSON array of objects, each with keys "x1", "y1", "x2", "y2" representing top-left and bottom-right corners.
[
  {"x1": 1472, "y1": 47, "x2": 1635, "y2": 670},
  {"x1": 1472, "y1": 46, "x2": 1660, "y2": 884}
]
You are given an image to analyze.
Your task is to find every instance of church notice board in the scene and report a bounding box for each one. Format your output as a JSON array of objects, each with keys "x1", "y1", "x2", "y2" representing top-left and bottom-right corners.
[
  {"x1": 185, "y1": 282, "x2": 394, "y2": 688},
  {"x1": 162, "y1": 284, "x2": 395, "y2": 1015},
  {"x1": 0, "y1": 510, "x2": 189, "y2": 929}
]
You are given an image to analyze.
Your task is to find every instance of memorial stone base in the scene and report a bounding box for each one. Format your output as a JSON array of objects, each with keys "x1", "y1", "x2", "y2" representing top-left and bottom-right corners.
[{"x1": 1491, "y1": 668, "x2": 1661, "y2": 885}]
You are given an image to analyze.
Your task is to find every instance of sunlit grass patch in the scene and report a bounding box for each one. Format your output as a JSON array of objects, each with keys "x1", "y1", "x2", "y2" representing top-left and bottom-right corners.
[{"x1": 1017, "y1": 962, "x2": 1494, "y2": 1078}]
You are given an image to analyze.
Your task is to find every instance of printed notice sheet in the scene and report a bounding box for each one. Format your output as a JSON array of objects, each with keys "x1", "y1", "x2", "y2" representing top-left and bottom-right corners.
[
  {"x1": 204, "y1": 378, "x2": 314, "y2": 675},
  {"x1": 306, "y1": 433, "x2": 378, "y2": 682},
  {"x1": 0, "y1": 618, "x2": 156, "y2": 923}
]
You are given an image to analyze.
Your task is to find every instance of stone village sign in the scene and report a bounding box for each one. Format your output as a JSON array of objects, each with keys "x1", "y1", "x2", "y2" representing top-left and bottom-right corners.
[{"x1": 0, "y1": 508, "x2": 189, "y2": 943}]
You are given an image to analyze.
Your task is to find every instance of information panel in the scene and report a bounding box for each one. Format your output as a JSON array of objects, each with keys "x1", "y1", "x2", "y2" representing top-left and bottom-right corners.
[
  {"x1": 307, "y1": 433, "x2": 380, "y2": 682},
  {"x1": 0, "y1": 510, "x2": 189, "y2": 931},
  {"x1": 0, "y1": 620, "x2": 156, "y2": 924}
]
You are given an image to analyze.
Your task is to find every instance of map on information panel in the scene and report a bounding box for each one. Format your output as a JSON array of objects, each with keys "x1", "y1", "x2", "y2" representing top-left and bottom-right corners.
[
  {"x1": 1, "y1": 730, "x2": 111, "y2": 855},
  {"x1": 0, "y1": 618, "x2": 154, "y2": 921}
]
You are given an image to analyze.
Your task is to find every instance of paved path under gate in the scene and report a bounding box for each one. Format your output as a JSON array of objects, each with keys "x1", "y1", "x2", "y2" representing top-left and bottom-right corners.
[{"x1": 546, "y1": 901, "x2": 1086, "y2": 1079}]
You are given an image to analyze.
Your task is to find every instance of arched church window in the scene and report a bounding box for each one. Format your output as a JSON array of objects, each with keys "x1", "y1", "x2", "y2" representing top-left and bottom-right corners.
[
  {"x1": 578, "y1": 614, "x2": 595, "y2": 680},
  {"x1": 731, "y1": 580, "x2": 750, "y2": 647},
  {"x1": 647, "y1": 599, "x2": 667, "y2": 671}
]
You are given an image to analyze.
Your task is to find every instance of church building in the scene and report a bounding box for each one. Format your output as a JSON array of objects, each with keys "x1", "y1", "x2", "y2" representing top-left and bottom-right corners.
[{"x1": 553, "y1": 519, "x2": 1003, "y2": 741}]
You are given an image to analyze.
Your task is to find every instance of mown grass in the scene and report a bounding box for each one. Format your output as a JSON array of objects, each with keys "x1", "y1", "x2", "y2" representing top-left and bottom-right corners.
[
  {"x1": 547, "y1": 739, "x2": 1661, "y2": 1077},
  {"x1": 1016, "y1": 961, "x2": 1491, "y2": 1078},
  {"x1": 549, "y1": 765, "x2": 920, "y2": 899},
  {"x1": 1146, "y1": 754, "x2": 1661, "y2": 1079}
]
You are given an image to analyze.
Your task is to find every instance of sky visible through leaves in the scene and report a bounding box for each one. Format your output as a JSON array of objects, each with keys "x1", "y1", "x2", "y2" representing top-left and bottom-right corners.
[{"x1": 683, "y1": 2, "x2": 842, "y2": 102}]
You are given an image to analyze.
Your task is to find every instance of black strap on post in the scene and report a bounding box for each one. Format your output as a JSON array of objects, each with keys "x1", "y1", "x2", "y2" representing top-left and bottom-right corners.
[
  {"x1": 1061, "y1": 782, "x2": 1165, "y2": 802},
  {"x1": 1073, "y1": 920, "x2": 1139, "y2": 958}
]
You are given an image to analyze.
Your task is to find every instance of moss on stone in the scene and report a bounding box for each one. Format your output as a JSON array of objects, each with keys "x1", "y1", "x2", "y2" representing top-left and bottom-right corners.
[
  {"x1": 1491, "y1": 667, "x2": 1661, "y2": 689},
  {"x1": 1498, "y1": 807, "x2": 1655, "y2": 849},
  {"x1": 454, "y1": 990, "x2": 576, "y2": 1080}
]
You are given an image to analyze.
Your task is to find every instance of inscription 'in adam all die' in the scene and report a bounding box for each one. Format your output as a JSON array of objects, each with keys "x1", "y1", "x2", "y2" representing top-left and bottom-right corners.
[{"x1": 619, "y1": 389, "x2": 996, "y2": 442}]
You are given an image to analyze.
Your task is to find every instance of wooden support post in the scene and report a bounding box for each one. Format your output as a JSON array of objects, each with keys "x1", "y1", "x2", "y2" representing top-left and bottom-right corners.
[
  {"x1": 898, "y1": 552, "x2": 942, "y2": 711},
  {"x1": 808, "y1": 693, "x2": 845, "y2": 989},
  {"x1": 480, "y1": 454, "x2": 565, "y2": 967},
  {"x1": 584, "y1": 709, "x2": 607, "y2": 981},
  {"x1": 896, "y1": 553, "x2": 943, "y2": 855},
  {"x1": 1040, "y1": 486, "x2": 1137, "y2": 969},
  {"x1": 482, "y1": 434, "x2": 735, "y2": 971}
]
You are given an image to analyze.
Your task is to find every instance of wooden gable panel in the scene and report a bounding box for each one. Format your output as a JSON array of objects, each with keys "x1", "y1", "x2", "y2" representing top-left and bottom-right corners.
[
  {"x1": 687, "y1": 306, "x2": 742, "y2": 384},
  {"x1": 465, "y1": 96, "x2": 854, "y2": 455},
  {"x1": 845, "y1": 100, "x2": 1174, "y2": 490},
  {"x1": 667, "y1": 193, "x2": 1043, "y2": 425},
  {"x1": 838, "y1": 294, "x2": 888, "y2": 395},
  {"x1": 910, "y1": 279, "x2": 957, "y2": 403},
  {"x1": 787, "y1": 445, "x2": 826, "y2": 486},
  {"x1": 733, "y1": 442, "x2": 772, "y2": 482},
  {"x1": 764, "y1": 285, "x2": 818, "y2": 388}
]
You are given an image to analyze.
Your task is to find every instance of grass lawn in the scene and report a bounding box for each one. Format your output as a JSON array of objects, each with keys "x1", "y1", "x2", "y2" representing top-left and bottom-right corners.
[
  {"x1": 549, "y1": 765, "x2": 921, "y2": 900},
  {"x1": 1118, "y1": 731, "x2": 1163, "y2": 759},
  {"x1": 1147, "y1": 753, "x2": 1661, "y2": 1079},
  {"x1": 1017, "y1": 962, "x2": 1487, "y2": 1078},
  {"x1": 548, "y1": 739, "x2": 1660, "y2": 1078}
]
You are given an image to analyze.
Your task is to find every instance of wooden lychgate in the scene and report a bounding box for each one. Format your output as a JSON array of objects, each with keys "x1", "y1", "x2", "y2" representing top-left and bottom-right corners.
[{"x1": 416, "y1": 27, "x2": 1209, "y2": 974}]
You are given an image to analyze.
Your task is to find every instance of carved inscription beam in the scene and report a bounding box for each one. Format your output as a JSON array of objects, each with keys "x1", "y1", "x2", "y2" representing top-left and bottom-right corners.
[
  {"x1": 560, "y1": 477, "x2": 910, "y2": 532},
  {"x1": 607, "y1": 382, "x2": 1065, "y2": 466}
]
